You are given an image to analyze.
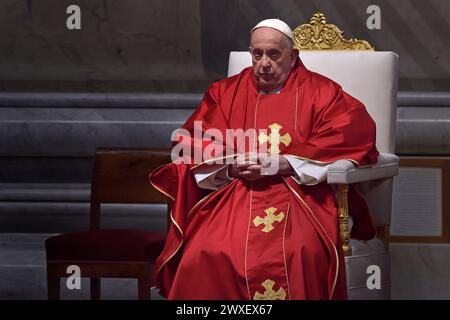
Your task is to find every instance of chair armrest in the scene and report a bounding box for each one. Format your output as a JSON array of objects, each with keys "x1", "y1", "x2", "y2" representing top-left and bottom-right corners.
[{"x1": 327, "y1": 153, "x2": 399, "y2": 184}]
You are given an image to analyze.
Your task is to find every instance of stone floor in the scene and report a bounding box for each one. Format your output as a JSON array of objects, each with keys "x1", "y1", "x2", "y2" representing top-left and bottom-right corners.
[{"x1": 2, "y1": 233, "x2": 450, "y2": 300}]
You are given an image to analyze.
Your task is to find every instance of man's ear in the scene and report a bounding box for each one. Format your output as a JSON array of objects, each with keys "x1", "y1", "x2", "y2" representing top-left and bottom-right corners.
[{"x1": 291, "y1": 49, "x2": 299, "y2": 66}]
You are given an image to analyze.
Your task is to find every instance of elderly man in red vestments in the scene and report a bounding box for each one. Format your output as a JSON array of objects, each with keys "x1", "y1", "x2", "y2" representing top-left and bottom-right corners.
[{"x1": 150, "y1": 19, "x2": 379, "y2": 300}]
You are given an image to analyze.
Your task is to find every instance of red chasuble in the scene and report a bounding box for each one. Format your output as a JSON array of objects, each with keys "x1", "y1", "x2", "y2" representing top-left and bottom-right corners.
[{"x1": 150, "y1": 58, "x2": 379, "y2": 300}]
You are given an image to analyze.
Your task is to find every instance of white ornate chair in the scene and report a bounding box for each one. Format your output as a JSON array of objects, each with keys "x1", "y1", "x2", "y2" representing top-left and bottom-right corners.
[{"x1": 228, "y1": 13, "x2": 399, "y2": 299}]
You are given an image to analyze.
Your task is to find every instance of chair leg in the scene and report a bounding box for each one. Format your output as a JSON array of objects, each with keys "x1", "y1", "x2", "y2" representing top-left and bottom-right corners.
[
  {"x1": 90, "y1": 278, "x2": 101, "y2": 300},
  {"x1": 47, "y1": 268, "x2": 60, "y2": 300},
  {"x1": 138, "y1": 267, "x2": 151, "y2": 300}
]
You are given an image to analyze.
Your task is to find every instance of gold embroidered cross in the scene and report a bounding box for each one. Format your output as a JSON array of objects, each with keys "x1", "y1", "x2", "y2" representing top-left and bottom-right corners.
[
  {"x1": 253, "y1": 207, "x2": 285, "y2": 233},
  {"x1": 253, "y1": 279, "x2": 287, "y2": 300},
  {"x1": 258, "y1": 123, "x2": 291, "y2": 155}
]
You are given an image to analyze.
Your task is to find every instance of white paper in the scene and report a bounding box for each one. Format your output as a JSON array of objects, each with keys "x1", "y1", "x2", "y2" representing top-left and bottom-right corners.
[{"x1": 390, "y1": 167, "x2": 443, "y2": 237}]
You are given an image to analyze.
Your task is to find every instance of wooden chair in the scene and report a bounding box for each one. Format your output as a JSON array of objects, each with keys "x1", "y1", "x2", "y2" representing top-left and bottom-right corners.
[{"x1": 45, "y1": 147, "x2": 171, "y2": 299}]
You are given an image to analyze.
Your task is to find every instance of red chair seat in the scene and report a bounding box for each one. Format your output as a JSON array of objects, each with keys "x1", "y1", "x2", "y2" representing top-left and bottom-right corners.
[{"x1": 45, "y1": 229, "x2": 166, "y2": 262}]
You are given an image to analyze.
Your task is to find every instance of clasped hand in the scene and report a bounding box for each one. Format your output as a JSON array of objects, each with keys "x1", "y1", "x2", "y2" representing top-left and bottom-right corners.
[{"x1": 228, "y1": 153, "x2": 293, "y2": 182}]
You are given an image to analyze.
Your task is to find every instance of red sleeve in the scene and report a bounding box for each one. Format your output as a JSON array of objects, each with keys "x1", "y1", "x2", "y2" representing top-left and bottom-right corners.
[{"x1": 287, "y1": 77, "x2": 379, "y2": 166}]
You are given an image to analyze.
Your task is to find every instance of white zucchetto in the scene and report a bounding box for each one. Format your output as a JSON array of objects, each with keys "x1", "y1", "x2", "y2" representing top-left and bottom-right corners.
[{"x1": 251, "y1": 18, "x2": 293, "y2": 41}]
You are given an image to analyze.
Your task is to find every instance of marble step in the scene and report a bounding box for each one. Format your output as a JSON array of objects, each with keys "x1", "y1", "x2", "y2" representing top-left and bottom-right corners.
[
  {"x1": 0, "y1": 183, "x2": 167, "y2": 233},
  {"x1": 0, "y1": 183, "x2": 90, "y2": 202},
  {"x1": 1, "y1": 92, "x2": 450, "y2": 159},
  {"x1": 0, "y1": 202, "x2": 167, "y2": 233}
]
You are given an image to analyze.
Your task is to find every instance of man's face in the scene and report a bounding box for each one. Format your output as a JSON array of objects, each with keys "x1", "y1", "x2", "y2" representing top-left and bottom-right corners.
[{"x1": 249, "y1": 27, "x2": 298, "y2": 92}]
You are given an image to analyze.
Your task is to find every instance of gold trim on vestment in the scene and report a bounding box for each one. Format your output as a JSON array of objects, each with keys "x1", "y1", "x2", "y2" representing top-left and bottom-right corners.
[
  {"x1": 294, "y1": 88, "x2": 298, "y2": 131},
  {"x1": 245, "y1": 186, "x2": 253, "y2": 300},
  {"x1": 186, "y1": 179, "x2": 236, "y2": 217},
  {"x1": 283, "y1": 201, "x2": 291, "y2": 300},
  {"x1": 149, "y1": 165, "x2": 176, "y2": 201},
  {"x1": 149, "y1": 167, "x2": 185, "y2": 279},
  {"x1": 253, "y1": 94, "x2": 261, "y2": 130},
  {"x1": 282, "y1": 178, "x2": 339, "y2": 299},
  {"x1": 149, "y1": 168, "x2": 183, "y2": 244},
  {"x1": 153, "y1": 209, "x2": 185, "y2": 278}
]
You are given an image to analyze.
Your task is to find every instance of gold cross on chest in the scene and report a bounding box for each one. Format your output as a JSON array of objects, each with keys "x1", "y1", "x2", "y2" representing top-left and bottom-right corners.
[
  {"x1": 253, "y1": 279, "x2": 287, "y2": 300},
  {"x1": 253, "y1": 207, "x2": 285, "y2": 233},
  {"x1": 258, "y1": 123, "x2": 291, "y2": 155}
]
